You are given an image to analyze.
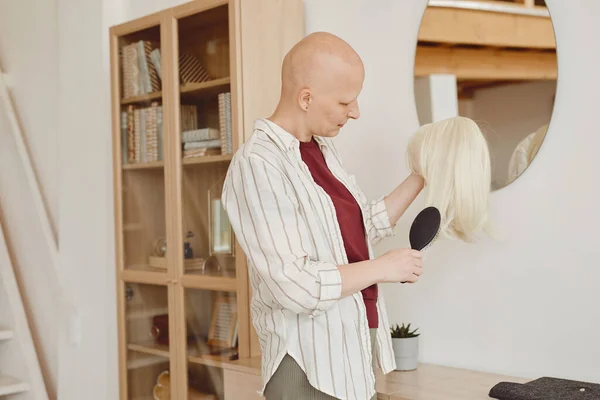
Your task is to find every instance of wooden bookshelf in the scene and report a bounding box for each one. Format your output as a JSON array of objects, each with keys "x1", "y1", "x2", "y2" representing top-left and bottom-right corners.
[
  {"x1": 180, "y1": 274, "x2": 237, "y2": 292},
  {"x1": 122, "y1": 160, "x2": 164, "y2": 170},
  {"x1": 181, "y1": 77, "x2": 231, "y2": 99},
  {"x1": 183, "y1": 154, "x2": 233, "y2": 166},
  {"x1": 127, "y1": 343, "x2": 170, "y2": 358},
  {"x1": 109, "y1": 1, "x2": 304, "y2": 399},
  {"x1": 121, "y1": 77, "x2": 230, "y2": 105},
  {"x1": 188, "y1": 353, "x2": 239, "y2": 369},
  {"x1": 122, "y1": 91, "x2": 163, "y2": 105}
]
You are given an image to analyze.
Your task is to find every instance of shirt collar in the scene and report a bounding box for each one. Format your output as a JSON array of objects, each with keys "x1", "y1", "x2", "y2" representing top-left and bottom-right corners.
[{"x1": 255, "y1": 118, "x2": 329, "y2": 152}]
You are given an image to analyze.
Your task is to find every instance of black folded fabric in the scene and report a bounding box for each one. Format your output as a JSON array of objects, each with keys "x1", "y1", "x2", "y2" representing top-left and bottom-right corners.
[{"x1": 489, "y1": 377, "x2": 600, "y2": 400}]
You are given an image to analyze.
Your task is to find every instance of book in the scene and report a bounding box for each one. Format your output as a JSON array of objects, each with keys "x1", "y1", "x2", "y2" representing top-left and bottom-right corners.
[
  {"x1": 122, "y1": 104, "x2": 164, "y2": 164},
  {"x1": 182, "y1": 128, "x2": 221, "y2": 143},
  {"x1": 121, "y1": 40, "x2": 162, "y2": 98},
  {"x1": 218, "y1": 92, "x2": 232, "y2": 154}
]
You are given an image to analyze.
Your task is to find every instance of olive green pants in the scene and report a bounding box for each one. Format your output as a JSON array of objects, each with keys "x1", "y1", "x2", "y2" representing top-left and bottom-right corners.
[{"x1": 264, "y1": 329, "x2": 377, "y2": 400}]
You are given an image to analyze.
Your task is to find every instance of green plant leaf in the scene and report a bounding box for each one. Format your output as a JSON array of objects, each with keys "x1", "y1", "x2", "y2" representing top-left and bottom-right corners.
[{"x1": 390, "y1": 322, "x2": 420, "y2": 338}]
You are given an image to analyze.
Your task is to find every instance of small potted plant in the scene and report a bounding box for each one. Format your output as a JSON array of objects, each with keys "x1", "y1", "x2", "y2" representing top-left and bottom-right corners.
[{"x1": 390, "y1": 322, "x2": 420, "y2": 371}]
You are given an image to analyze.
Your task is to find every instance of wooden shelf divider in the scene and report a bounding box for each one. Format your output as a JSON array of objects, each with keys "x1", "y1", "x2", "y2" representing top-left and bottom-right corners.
[
  {"x1": 180, "y1": 274, "x2": 237, "y2": 292},
  {"x1": 122, "y1": 160, "x2": 165, "y2": 170},
  {"x1": 182, "y1": 154, "x2": 233, "y2": 166},
  {"x1": 120, "y1": 77, "x2": 231, "y2": 105},
  {"x1": 127, "y1": 342, "x2": 170, "y2": 358},
  {"x1": 121, "y1": 91, "x2": 163, "y2": 105}
]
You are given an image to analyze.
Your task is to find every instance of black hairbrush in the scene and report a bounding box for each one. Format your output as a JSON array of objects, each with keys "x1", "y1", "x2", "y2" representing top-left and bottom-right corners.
[{"x1": 409, "y1": 206, "x2": 441, "y2": 251}]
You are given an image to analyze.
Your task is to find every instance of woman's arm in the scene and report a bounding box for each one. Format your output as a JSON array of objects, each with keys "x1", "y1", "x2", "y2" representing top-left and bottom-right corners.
[{"x1": 383, "y1": 173, "x2": 425, "y2": 227}]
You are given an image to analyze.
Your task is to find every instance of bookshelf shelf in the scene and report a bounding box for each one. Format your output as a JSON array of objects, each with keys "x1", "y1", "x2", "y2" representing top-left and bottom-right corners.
[
  {"x1": 121, "y1": 269, "x2": 170, "y2": 286},
  {"x1": 180, "y1": 274, "x2": 237, "y2": 292},
  {"x1": 110, "y1": 1, "x2": 303, "y2": 398},
  {"x1": 187, "y1": 353, "x2": 238, "y2": 369},
  {"x1": 122, "y1": 160, "x2": 165, "y2": 170},
  {"x1": 127, "y1": 343, "x2": 170, "y2": 358},
  {"x1": 180, "y1": 77, "x2": 231, "y2": 100},
  {"x1": 182, "y1": 154, "x2": 232, "y2": 165},
  {"x1": 127, "y1": 353, "x2": 169, "y2": 370},
  {"x1": 120, "y1": 77, "x2": 231, "y2": 105},
  {"x1": 126, "y1": 304, "x2": 170, "y2": 321},
  {"x1": 121, "y1": 91, "x2": 163, "y2": 105}
]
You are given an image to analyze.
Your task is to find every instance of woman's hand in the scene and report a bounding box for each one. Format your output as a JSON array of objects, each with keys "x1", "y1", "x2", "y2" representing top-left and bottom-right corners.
[{"x1": 375, "y1": 248, "x2": 423, "y2": 283}]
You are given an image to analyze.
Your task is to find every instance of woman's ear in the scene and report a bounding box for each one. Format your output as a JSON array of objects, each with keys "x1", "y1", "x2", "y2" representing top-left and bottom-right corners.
[{"x1": 299, "y1": 89, "x2": 311, "y2": 111}]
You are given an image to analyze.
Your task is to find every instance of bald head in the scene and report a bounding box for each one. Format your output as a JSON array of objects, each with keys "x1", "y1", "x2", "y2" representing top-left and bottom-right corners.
[
  {"x1": 269, "y1": 32, "x2": 364, "y2": 140},
  {"x1": 281, "y1": 32, "x2": 364, "y2": 96}
]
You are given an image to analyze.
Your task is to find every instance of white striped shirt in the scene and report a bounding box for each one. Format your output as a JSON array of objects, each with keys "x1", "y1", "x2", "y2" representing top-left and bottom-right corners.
[{"x1": 222, "y1": 118, "x2": 397, "y2": 400}]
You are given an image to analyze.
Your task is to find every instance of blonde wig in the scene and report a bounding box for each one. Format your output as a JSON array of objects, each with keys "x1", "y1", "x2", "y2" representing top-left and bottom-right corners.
[
  {"x1": 406, "y1": 116, "x2": 492, "y2": 242},
  {"x1": 507, "y1": 123, "x2": 548, "y2": 185}
]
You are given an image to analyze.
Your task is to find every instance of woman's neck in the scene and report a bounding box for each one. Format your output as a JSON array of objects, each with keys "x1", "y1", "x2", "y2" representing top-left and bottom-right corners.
[{"x1": 267, "y1": 107, "x2": 313, "y2": 143}]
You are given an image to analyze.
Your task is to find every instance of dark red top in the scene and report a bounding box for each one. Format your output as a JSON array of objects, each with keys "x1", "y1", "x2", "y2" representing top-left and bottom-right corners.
[{"x1": 299, "y1": 138, "x2": 378, "y2": 328}]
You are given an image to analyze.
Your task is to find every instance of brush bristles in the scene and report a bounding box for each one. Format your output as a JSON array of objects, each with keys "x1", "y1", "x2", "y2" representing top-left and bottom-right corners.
[{"x1": 420, "y1": 229, "x2": 440, "y2": 252}]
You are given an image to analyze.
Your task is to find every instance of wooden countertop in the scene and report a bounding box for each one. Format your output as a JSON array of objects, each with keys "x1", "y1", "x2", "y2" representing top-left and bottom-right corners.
[
  {"x1": 219, "y1": 356, "x2": 530, "y2": 399},
  {"x1": 375, "y1": 363, "x2": 529, "y2": 399}
]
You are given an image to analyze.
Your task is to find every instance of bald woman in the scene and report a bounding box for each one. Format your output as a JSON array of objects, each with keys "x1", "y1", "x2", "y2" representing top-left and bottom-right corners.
[{"x1": 222, "y1": 32, "x2": 425, "y2": 400}]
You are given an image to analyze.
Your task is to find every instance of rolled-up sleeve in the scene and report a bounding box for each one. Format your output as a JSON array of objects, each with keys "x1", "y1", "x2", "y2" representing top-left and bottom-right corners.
[
  {"x1": 364, "y1": 195, "x2": 395, "y2": 245},
  {"x1": 347, "y1": 175, "x2": 396, "y2": 246},
  {"x1": 222, "y1": 154, "x2": 342, "y2": 316}
]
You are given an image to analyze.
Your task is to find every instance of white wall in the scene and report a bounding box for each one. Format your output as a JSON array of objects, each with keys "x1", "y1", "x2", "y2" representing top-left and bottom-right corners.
[
  {"x1": 56, "y1": 0, "x2": 116, "y2": 397},
  {"x1": 0, "y1": 1, "x2": 61, "y2": 396},
  {"x1": 306, "y1": 0, "x2": 600, "y2": 384},
  {"x1": 1, "y1": 0, "x2": 191, "y2": 399},
  {"x1": 414, "y1": 75, "x2": 459, "y2": 125}
]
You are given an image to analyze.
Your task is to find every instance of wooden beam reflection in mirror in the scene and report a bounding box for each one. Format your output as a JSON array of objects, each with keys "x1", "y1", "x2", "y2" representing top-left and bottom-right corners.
[
  {"x1": 509, "y1": 0, "x2": 546, "y2": 7},
  {"x1": 415, "y1": 46, "x2": 557, "y2": 81},
  {"x1": 419, "y1": 4, "x2": 555, "y2": 49}
]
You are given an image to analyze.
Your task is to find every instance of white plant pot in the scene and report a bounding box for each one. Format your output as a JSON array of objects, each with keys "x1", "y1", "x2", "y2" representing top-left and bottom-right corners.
[{"x1": 392, "y1": 337, "x2": 419, "y2": 371}]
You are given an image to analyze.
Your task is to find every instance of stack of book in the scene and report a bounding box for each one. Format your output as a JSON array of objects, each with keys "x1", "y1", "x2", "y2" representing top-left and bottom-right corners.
[
  {"x1": 180, "y1": 91, "x2": 233, "y2": 159},
  {"x1": 121, "y1": 104, "x2": 199, "y2": 164},
  {"x1": 218, "y1": 92, "x2": 232, "y2": 155},
  {"x1": 121, "y1": 102, "x2": 163, "y2": 164},
  {"x1": 121, "y1": 40, "x2": 161, "y2": 97},
  {"x1": 182, "y1": 128, "x2": 222, "y2": 158}
]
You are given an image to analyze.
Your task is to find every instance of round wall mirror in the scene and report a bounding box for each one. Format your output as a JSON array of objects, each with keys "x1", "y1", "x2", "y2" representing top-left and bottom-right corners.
[{"x1": 413, "y1": 0, "x2": 557, "y2": 190}]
